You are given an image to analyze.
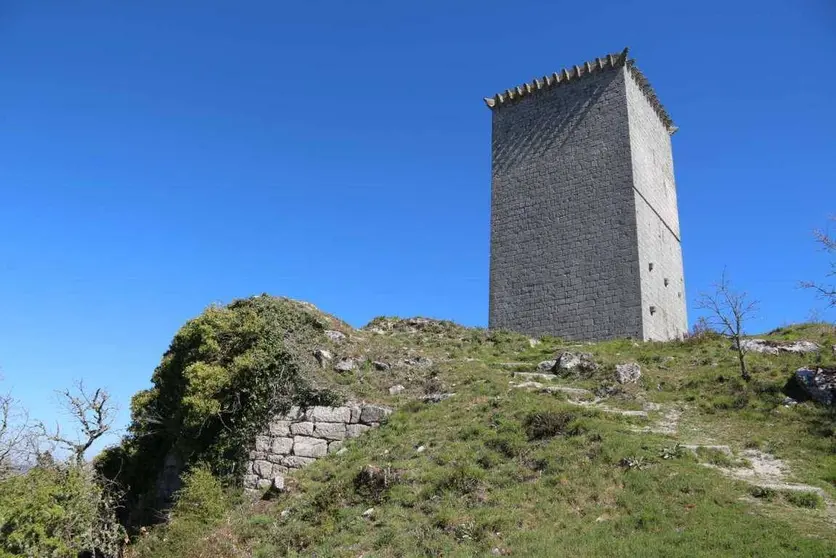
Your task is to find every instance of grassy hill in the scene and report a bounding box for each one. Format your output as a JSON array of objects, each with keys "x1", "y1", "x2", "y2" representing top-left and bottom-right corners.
[{"x1": 125, "y1": 302, "x2": 836, "y2": 557}]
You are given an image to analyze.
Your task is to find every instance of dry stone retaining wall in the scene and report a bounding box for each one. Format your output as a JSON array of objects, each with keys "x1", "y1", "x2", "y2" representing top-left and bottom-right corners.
[{"x1": 244, "y1": 403, "x2": 392, "y2": 490}]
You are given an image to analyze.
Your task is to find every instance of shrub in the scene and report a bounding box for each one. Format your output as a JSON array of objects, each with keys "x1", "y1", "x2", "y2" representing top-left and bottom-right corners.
[
  {"x1": 523, "y1": 410, "x2": 578, "y2": 440},
  {"x1": 0, "y1": 465, "x2": 124, "y2": 558},
  {"x1": 171, "y1": 466, "x2": 232, "y2": 525}
]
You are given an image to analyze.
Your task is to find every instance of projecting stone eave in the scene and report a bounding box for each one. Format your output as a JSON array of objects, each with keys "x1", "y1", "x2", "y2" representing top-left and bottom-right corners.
[{"x1": 483, "y1": 47, "x2": 677, "y2": 135}]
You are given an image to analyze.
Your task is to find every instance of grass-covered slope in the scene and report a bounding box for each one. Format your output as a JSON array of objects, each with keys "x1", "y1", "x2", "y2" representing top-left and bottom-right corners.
[{"x1": 126, "y1": 308, "x2": 836, "y2": 557}]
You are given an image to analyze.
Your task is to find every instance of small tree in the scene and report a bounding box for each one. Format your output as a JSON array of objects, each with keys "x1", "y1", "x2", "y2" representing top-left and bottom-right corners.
[
  {"x1": 801, "y1": 217, "x2": 836, "y2": 308},
  {"x1": 38, "y1": 381, "x2": 116, "y2": 466},
  {"x1": 696, "y1": 271, "x2": 759, "y2": 381}
]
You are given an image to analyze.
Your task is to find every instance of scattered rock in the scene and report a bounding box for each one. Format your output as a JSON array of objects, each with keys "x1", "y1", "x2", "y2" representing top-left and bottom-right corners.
[
  {"x1": 280, "y1": 509, "x2": 291, "y2": 518},
  {"x1": 272, "y1": 475, "x2": 285, "y2": 491},
  {"x1": 314, "y1": 349, "x2": 332, "y2": 367},
  {"x1": 324, "y1": 330, "x2": 346, "y2": 343},
  {"x1": 372, "y1": 361, "x2": 391, "y2": 371},
  {"x1": 362, "y1": 507, "x2": 375, "y2": 518},
  {"x1": 416, "y1": 445, "x2": 426, "y2": 453},
  {"x1": 784, "y1": 367, "x2": 836, "y2": 406},
  {"x1": 334, "y1": 357, "x2": 358, "y2": 373},
  {"x1": 737, "y1": 339, "x2": 820, "y2": 355},
  {"x1": 398, "y1": 356, "x2": 434, "y2": 369},
  {"x1": 336, "y1": 447, "x2": 348, "y2": 455},
  {"x1": 529, "y1": 338, "x2": 541, "y2": 347},
  {"x1": 388, "y1": 385, "x2": 405, "y2": 395},
  {"x1": 615, "y1": 362, "x2": 641, "y2": 384},
  {"x1": 782, "y1": 396, "x2": 798, "y2": 407},
  {"x1": 420, "y1": 393, "x2": 455, "y2": 403}
]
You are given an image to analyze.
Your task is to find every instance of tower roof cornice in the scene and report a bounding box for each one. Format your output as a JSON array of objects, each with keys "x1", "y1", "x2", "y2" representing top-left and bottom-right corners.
[{"x1": 483, "y1": 48, "x2": 677, "y2": 134}]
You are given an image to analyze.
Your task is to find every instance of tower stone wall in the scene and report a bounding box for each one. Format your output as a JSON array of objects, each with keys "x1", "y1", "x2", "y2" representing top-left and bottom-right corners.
[{"x1": 487, "y1": 50, "x2": 687, "y2": 341}]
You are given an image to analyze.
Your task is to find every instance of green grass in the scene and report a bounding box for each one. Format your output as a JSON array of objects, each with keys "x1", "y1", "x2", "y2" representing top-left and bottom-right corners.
[{"x1": 127, "y1": 321, "x2": 836, "y2": 558}]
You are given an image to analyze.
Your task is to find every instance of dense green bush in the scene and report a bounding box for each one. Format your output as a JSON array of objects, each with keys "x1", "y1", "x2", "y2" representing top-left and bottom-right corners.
[
  {"x1": 97, "y1": 296, "x2": 342, "y2": 529},
  {"x1": 0, "y1": 465, "x2": 124, "y2": 557}
]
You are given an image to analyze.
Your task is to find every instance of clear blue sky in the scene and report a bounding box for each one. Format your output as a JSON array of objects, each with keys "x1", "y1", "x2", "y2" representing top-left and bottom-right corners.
[{"x1": 1, "y1": 1, "x2": 834, "y2": 449}]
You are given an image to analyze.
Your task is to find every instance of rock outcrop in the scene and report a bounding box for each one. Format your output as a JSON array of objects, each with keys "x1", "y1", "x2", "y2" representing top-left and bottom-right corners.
[{"x1": 784, "y1": 367, "x2": 836, "y2": 406}]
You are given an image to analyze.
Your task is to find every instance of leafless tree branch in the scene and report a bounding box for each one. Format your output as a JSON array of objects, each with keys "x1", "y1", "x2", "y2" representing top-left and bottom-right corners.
[
  {"x1": 802, "y1": 216, "x2": 836, "y2": 308},
  {"x1": 38, "y1": 380, "x2": 117, "y2": 466}
]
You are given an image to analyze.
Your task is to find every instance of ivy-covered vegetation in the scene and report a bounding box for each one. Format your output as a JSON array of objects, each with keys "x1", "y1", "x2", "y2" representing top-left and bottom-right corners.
[{"x1": 97, "y1": 296, "x2": 343, "y2": 528}]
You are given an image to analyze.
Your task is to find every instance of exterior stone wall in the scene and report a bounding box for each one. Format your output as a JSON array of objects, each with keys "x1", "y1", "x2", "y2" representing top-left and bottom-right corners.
[
  {"x1": 244, "y1": 403, "x2": 392, "y2": 490},
  {"x1": 489, "y1": 67, "x2": 643, "y2": 341},
  {"x1": 624, "y1": 69, "x2": 688, "y2": 340},
  {"x1": 488, "y1": 58, "x2": 687, "y2": 342}
]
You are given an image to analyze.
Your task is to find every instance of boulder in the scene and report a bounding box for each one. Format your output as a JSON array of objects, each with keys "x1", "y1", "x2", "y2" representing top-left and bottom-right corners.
[
  {"x1": 372, "y1": 361, "x2": 391, "y2": 371},
  {"x1": 738, "y1": 339, "x2": 820, "y2": 355},
  {"x1": 537, "y1": 360, "x2": 557, "y2": 372},
  {"x1": 555, "y1": 351, "x2": 598, "y2": 375},
  {"x1": 615, "y1": 362, "x2": 641, "y2": 384},
  {"x1": 784, "y1": 367, "x2": 836, "y2": 406},
  {"x1": 254, "y1": 435, "x2": 272, "y2": 452}
]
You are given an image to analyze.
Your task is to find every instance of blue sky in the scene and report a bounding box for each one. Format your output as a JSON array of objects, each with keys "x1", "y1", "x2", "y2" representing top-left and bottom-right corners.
[{"x1": 1, "y1": 1, "x2": 834, "y2": 450}]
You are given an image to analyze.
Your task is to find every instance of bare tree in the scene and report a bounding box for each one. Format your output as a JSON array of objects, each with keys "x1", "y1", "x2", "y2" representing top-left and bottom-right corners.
[
  {"x1": 801, "y1": 217, "x2": 836, "y2": 308},
  {"x1": 0, "y1": 389, "x2": 30, "y2": 477},
  {"x1": 696, "y1": 271, "x2": 759, "y2": 381},
  {"x1": 38, "y1": 381, "x2": 116, "y2": 466}
]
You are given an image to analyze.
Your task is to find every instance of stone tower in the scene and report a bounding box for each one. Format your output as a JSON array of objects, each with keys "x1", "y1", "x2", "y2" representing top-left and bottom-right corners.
[{"x1": 486, "y1": 48, "x2": 687, "y2": 341}]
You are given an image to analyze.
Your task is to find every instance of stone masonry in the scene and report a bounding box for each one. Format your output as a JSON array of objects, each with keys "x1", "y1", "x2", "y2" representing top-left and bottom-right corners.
[
  {"x1": 486, "y1": 48, "x2": 687, "y2": 341},
  {"x1": 243, "y1": 403, "x2": 392, "y2": 490}
]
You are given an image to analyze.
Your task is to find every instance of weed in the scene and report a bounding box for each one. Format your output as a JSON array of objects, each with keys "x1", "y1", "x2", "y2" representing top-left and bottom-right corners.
[{"x1": 783, "y1": 490, "x2": 824, "y2": 509}]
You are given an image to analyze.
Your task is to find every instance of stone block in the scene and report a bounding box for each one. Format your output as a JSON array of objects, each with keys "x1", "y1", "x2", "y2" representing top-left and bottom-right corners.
[
  {"x1": 359, "y1": 405, "x2": 392, "y2": 425},
  {"x1": 307, "y1": 406, "x2": 351, "y2": 423},
  {"x1": 282, "y1": 455, "x2": 316, "y2": 468},
  {"x1": 271, "y1": 437, "x2": 293, "y2": 455},
  {"x1": 293, "y1": 436, "x2": 327, "y2": 458},
  {"x1": 248, "y1": 451, "x2": 267, "y2": 460},
  {"x1": 346, "y1": 423, "x2": 371, "y2": 438},
  {"x1": 290, "y1": 422, "x2": 314, "y2": 436},
  {"x1": 272, "y1": 475, "x2": 285, "y2": 491},
  {"x1": 269, "y1": 420, "x2": 291, "y2": 437},
  {"x1": 314, "y1": 422, "x2": 346, "y2": 441},
  {"x1": 254, "y1": 435, "x2": 271, "y2": 452},
  {"x1": 243, "y1": 474, "x2": 259, "y2": 489},
  {"x1": 349, "y1": 404, "x2": 362, "y2": 424},
  {"x1": 328, "y1": 441, "x2": 344, "y2": 454},
  {"x1": 257, "y1": 478, "x2": 272, "y2": 490},
  {"x1": 252, "y1": 460, "x2": 273, "y2": 478}
]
